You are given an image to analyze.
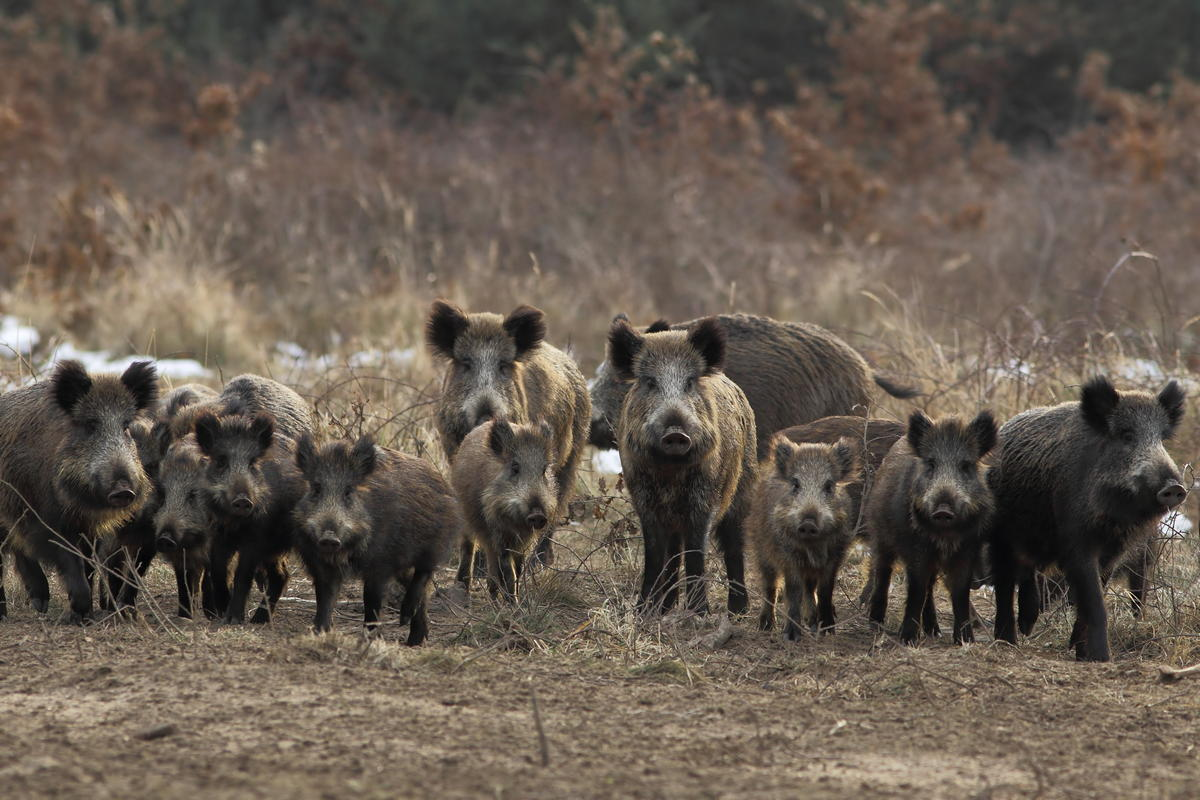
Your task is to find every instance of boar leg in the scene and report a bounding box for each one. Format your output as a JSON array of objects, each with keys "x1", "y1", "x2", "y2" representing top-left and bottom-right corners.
[
  {"x1": 224, "y1": 549, "x2": 260, "y2": 624},
  {"x1": 867, "y1": 546, "x2": 895, "y2": 629},
  {"x1": 497, "y1": 550, "x2": 520, "y2": 603},
  {"x1": 363, "y1": 580, "x2": 385, "y2": 634},
  {"x1": 757, "y1": 564, "x2": 779, "y2": 631},
  {"x1": 456, "y1": 537, "x2": 477, "y2": 590},
  {"x1": 208, "y1": 539, "x2": 233, "y2": 617},
  {"x1": 946, "y1": 550, "x2": 976, "y2": 644},
  {"x1": 990, "y1": 539, "x2": 1018, "y2": 645},
  {"x1": 311, "y1": 566, "x2": 341, "y2": 633},
  {"x1": 921, "y1": 573, "x2": 941, "y2": 638},
  {"x1": 816, "y1": 570, "x2": 837, "y2": 635},
  {"x1": 1064, "y1": 553, "x2": 1108, "y2": 662},
  {"x1": 53, "y1": 543, "x2": 93, "y2": 624},
  {"x1": 14, "y1": 551, "x2": 50, "y2": 614},
  {"x1": 714, "y1": 512, "x2": 748, "y2": 615},
  {"x1": 99, "y1": 544, "x2": 125, "y2": 612},
  {"x1": 532, "y1": 531, "x2": 555, "y2": 568},
  {"x1": 172, "y1": 553, "x2": 194, "y2": 618},
  {"x1": 782, "y1": 577, "x2": 806, "y2": 641},
  {"x1": 1124, "y1": 547, "x2": 1151, "y2": 618},
  {"x1": 251, "y1": 558, "x2": 289, "y2": 623},
  {"x1": 400, "y1": 569, "x2": 433, "y2": 646},
  {"x1": 1017, "y1": 573, "x2": 1041, "y2": 635},
  {"x1": 900, "y1": 562, "x2": 932, "y2": 645},
  {"x1": 637, "y1": 523, "x2": 669, "y2": 615},
  {"x1": 682, "y1": 526, "x2": 709, "y2": 616}
]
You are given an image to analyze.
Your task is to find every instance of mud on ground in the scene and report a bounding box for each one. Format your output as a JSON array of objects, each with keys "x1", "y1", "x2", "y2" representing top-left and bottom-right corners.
[{"x1": 2, "y1": 533, "x2": 1199, "y2": 800}]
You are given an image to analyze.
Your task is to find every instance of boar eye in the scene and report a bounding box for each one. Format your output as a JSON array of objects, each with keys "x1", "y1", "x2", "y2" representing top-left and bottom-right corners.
[
  {"x1": 186, "y1": 489, "x2": 197, "y2": 504},
  {"x1": 642, "y1": 376, "x2": 658, "y2": 391},
  {"x1": 510, "y1": 461, "x2": 521, "y2": 476},
  {"x1": 685, "y1": 377, "x2": 697, "y2": 391},
  {"x1": 959, "y1": 460, "x2": 973, "y2": 473},
  {"x1": 823, "y1": 481, "x2": 834, "y2": 495},
  {"x1": 790, "y1": 477, "x2": 801, "y2": 492},
  {"x1": 460, "y1": 358, "x2": 473, "y2": 371},
  {"x1": 215, "y1": 455, "x2": 229, "y2": 470},
  {"x1": 343, "y1": 486, "x2": 354, "y2": 501},
  {"x1": 311, "y1": 482, "x2": 323, "y2": 497},
  {"x1": 1119, "y1": 429, "x2": 1135, "y2": 444},
  {"x1": 498, "y1": 361, "x2": 514, "y2": 376}
]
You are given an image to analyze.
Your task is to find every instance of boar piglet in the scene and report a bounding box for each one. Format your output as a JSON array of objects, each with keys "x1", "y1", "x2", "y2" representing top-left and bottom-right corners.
[
  {"x1": 990, "y1": 377, "x2": 1187, "y2": 661},
  {"x1": 194, "y1": 411, "x2": 305, "y2": 624},
  {"x1": 152, "y1": 435, "x2": 221, "y2": 618},
  {"x1": 452, "y1": 419, "x2": 558, "y2": 601},
  {"x1": 751, "y1": 435, "x2": 861, "y2": 639},
  {"x1": 294, "y1": 435, "x2": 459, "y2": 644},
  {"x1": 609, "y1": 316, "x2": 757, "y2": 615},
  {"x1": 867, "y1": 410, "x2": 997, "y2": 645},
  {"x1": 426, "y1": 300, "x2": 590, "y2": 568},
  {"x1": 0, "y1": 360, "x2": 157, "y2": 623}
]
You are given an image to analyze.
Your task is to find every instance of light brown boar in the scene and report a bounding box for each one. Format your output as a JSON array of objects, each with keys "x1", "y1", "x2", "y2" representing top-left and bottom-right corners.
[
  {"x1": 426, "y1": 300, "x2": 590, "y2": 569},
  {"x1": 609, "y1": 316, "x2": 757, "y2": 614},
  {"x1": 751, "y1": 435, "x2": 862, "y2": 639}
]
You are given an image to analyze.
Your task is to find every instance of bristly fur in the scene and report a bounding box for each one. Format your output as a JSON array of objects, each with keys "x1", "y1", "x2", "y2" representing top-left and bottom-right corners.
[
  {"x1": 686, "y1": 317, "x2": 726, "y2": 375},
  {"x1": 608, "y1": 318, "x2": 644, "y2": 382},
  {"x1": 120, "y1": 360, "x2": 159, "y2": 410},
  {"x1": 1158, "y1": 380, "x2": 1186, "y2": 433},
  {"x1": 1080, "y1": 376, "x2": 1120, "y2": 434},
  {"x1": 52, "y1": 360, "x2": 93, "y2": 414},
  {"x1": 426, "y1": 299, "x2": 470, "y2": 360},
  {"x1": 502, "y1": 305, "x2": 547, "y2": 357}
]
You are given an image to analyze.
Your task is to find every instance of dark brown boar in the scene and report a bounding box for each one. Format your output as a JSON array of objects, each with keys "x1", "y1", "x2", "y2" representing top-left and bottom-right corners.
[
  {"x1": 193, "y1": 411, "x2": 306, "y2": 624},
  {"x1": 151, "y1": 435, "x2": 220, "y2": 618},
  {"x1": 426, "y1": 300, "x2": 590, "y2": 568},
  {"x1": 293, "y1": 435, "x2": 459, "y2": 643},
  {"x1": 751, "y1": 435, "x2": 862, "y2": 639},
  {"x1": 590, "y1": 313, "x2": 917, "y2": 458},
  {"x1": 0, "y1": 360, "x2": 157, "y2": 622},
  {"x1": 609, "y1": 316, "x2": 757, "y2": 614},
  {"x1": 867, "y1": 410, "x2": 997, "y2": 645},
  {"x1": 159, "y1": 374, "x2": 312, "y2": 449},
  {"x1": 989, "y1": 377, "x2": 1187, "y2": 661},
  {"x1": 451, "y1": 419, "x2": 559, "y2": 601}
]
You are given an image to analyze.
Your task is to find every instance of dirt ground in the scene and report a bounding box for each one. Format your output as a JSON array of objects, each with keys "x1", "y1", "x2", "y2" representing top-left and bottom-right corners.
[{"x1": 2, "y1": 552, "x2": 1199, "y2": 800}]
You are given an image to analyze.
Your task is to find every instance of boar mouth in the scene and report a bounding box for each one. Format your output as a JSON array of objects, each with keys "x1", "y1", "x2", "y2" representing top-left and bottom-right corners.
[{"x1": 588, "y1": 417, "x2": 618, "y2": 449}]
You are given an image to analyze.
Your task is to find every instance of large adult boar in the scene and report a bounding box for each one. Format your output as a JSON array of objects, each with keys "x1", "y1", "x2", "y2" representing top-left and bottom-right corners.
[
  {"x1": 989, "y1": 377, "x2": 1187, "y2": 662},
  {"x1": 590, "y1": 314, "x2": 917, "y2": 458},
  {"x1": 751, "y1": 435, "x2": 862, "y2": 639},
  {"x1": 609, "y1": 316, "x2": 757, "y2": 614},
  {"x1": 426, "y1": 300, "x2": 590, "y2": 565},
  {"x1": 0, "y1": 360, "x2": 157, "y2": 622},
  {"x1": 452, "y1": 419, "x2": 559, "y2": 600},
  {"x1": 867, "y1": 410, "x2": 997, "y2": 645},
  {"x1": 294, "y1": 435, "x2": 459, "y2": 643},
  {"x1": 194, "y1": 411, "x2": 306, "y2": 624}
]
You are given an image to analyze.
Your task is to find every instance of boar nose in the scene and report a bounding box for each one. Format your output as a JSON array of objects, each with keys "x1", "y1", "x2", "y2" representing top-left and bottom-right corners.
[
  {"x1": 526, "y1": 510, "x2": 548, "y2": 530},
  {"x1": 797, "y1": 518, "x2": 819, "y2": 535},
  {"x1": 318, "y1": 531, "x2": 341, "y2": 553},
  {"x1": 1158, "y1": 483, "x2": 1187, "y2": 509},
  {"x1": 660, "y1": 427, "x2": 692, "y2": 456},
  {"x1": 931, "y1": 503, "x2": 956, "y2": 522},
  {"x1": 473, "y1": 403, "x2": 495, "y2": 428},
  {"x1": 107, "y1": 484, "x2": 137, "y2": 508},
  {"x1": 231, "y1": 494, "x2": 254, "y2": 515},
  {"x1": 156, "y1": 527, "x2": 178, "y2": 552}
]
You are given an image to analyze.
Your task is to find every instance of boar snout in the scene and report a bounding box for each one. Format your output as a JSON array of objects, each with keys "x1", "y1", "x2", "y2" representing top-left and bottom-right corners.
[
  {"x1": 526, "y1": 509, "x2": 548, "y2": 531},
  {"x1": 797, "y1": 518, "x2": 819, "y2": 536},
  {"x1": 231, "y1": 494, "x2": 254, "y2": 516},
  {"x1": 156, "y1": 527, "x2": 179, "y2": 553},
  {"x1": 931, "y1": 502, "x2": 956, "y2": 523},
  {"x1": 660, "y1": 426, "x2": 692, "y2": 457},
  {"x1": 1158, "y1": 482, "x2": 1187, "y2": 509},
  {"x1": 318, "y1": 531, "x2": 342, "y2": 554},
  {"x1": 107, "y1": 482, "x2": 137, "y2": 508}
]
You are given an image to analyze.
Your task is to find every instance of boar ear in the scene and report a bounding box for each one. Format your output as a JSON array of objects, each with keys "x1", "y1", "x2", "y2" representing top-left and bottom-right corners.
[
  {"x1": 968, "y1": 410, "x2": 998, "y2": 458},
  {"x1": 687, "y1": 317, "x2": 726, "y2": 376},
  {"x1": 193, "y1": 411, "x2": 220, "y2": 455},
  {"x1": 120, "y1": 361, "x2": 159, "y2": 411},
  {"x1": 250, "y1": 413, "x2": 275, "y2": 453},
  {"x1": 350, "y1": 436, "x2": 378, "y2": 482},
  {"x1": 831, "y1": 437, "x2": 863, "y2": 482},
  {"x1": 646, "y1": 319, "x2": 671, "y2": 334},
  {"x1": 503, "y1": 305, "x2": 547, "y2": 357},
  {"x1": 611, "y1": 312, "x2": 629, "y2": 324},
  {"x1": 906, "y1": 410, "x2": 933, "y2": 453},
  {"x1": 1158, "y1": 380, "x2": 1186, "y2": 432},
  {"x1": 1080, "y1": 376, "x2": 1119, "y2": 434},
  {"x1": 608, "y1": 318, "x2": 644, "y2": 382},
  {"x1": 426, "y1": 299, "x2": 470, "y2": 360},
  {"x1": 295, "y1": 433, "x2": 316, "y2": 477},
  {"x1": 151, "y1": 420, "x2": 173, "y2": 462},
  {"x1": 771, "y1": 435, "x2": 795, "y2": 478},
  {"x1": 52, "y1": 360, "x2": 92, "y2": 414},
  {"x1": 488, "y1": 419, "x2": 515, "y2": 456}
]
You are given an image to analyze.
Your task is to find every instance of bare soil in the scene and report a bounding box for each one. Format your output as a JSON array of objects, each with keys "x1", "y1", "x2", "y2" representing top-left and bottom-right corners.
[{"x1": 2, "y1": 551, "x2": 1198, "y2": 800}]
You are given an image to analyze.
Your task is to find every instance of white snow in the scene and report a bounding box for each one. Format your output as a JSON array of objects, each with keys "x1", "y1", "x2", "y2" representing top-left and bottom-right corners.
[
  {"x1": 275, "y1": 342, "x2": 415, "y2": 371},
  {"x1": 1159, "y1": 510, "x2": 1193, "y2": 539},
  {"x1": 48, "y1": 342, "x2": 212, "y2": 379},
  {"x1": 592, "y1": 449, "x2": 623, "y2": 474},
  {"x1": 0, "y1": 316, "x2": 39, "y2": 356}
]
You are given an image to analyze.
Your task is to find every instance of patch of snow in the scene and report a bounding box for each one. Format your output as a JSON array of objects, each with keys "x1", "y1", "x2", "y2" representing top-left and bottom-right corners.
[
  {"x1": 1159, "y1": 510, "x2": 1193, "y2": 539},
  {"x1": 592, "y1": 449, "x2": 623, "y2": 474},
  {"x1": 49, "y1": 343, "x2": 211, "y2": 379},
  {"x1": 275, "y1": 342, "x2": 415, "y2": 371},
  {"x1": 0, "y1": 316, "x2": 39, "y2": 357}
]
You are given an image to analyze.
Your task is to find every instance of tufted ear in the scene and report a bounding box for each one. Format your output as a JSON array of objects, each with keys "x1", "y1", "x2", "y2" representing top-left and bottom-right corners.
[
  {"x1": 1080, "y1": 376, "x2": 1119, "y2": 435},
  {"x1": 489, "y1": 419, "x2": 515, "y2": 456},
  {"x1": 350, "y1": 436, "x2": 378, "y2": 483},
  {"x1": 967, "y1": 410, "x2": 998, "y2": 458},
  {"x1": 295, "y1": 432, "x2": 317, "y2": 478},
  {"x1": 249, "y1": 413, "x2": 275, "y2": 454},
  {"x1": 52, "y1": 360, "x2": 92, "y2": 414},
  {"x1": 1158, "y1": 380, "x2": 1186, "y2": 433},
  {"x1": 771, "y1": 434, "x2": 796, "y2": 480},
  {"x1": 687, "y1": 317, "x2": 726, "y2": 376},
  {"x1": 120, "y1": 361, "x2": 158, "y2": 411},
  {"x1": 830, "y1": 437, "x2": 863, "y2": 482},
  {"x1": 503, "y1": 305, "x2": 547, "y2": 358},
  {"x1": 646, "y1": 319, "x2": 671, "y2": 334},
  {"x1": 608, "y1": 318, "x2": 644, "y2": 382},
  {"x1": 193, "y1": 411, "x2": 220, "y2": 455},
  {"x1": 906, "y1": 409, "x2": 933, "y2": 453},
  {"x1": 426, "y1": 299, "x2": 470, "y2": 360}
]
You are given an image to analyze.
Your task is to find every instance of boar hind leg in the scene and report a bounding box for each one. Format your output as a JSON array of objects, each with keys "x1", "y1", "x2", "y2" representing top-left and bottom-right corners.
[
  {"x1": 14, "y1": 551, "x2": 50, "y2": 614},
  {"x1": 1017, "y1": 573, "x2": 1041, "y2": 636},
  {"x1": 757, "y1": 565, "x2": 779, "y2": 631},
  {"x1": 1064, "y1": 554, "x2": 1109, "y2": 662},
  {"x1": 990, "y1": 538, "x2": 1018, "y2": 645},
  {"x1": 714, "y1": 512, "x2": 748, "y2": 615},
  {"x1": 400, "y1": 570, "x2": 433, "y2": 646},
  {"x1": 816, "y1": 571, "x2": 837, "y2": 635},
  {"x1": 921, "y1": 573, "x2": 941, "y2": 638},
  {"x1": 900, "y1": 563, "x2": 933, "y2": 645}
]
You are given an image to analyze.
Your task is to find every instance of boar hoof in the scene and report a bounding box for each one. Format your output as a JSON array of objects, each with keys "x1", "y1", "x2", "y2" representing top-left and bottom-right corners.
[
  {"x1": 249, "y1": 607, "x2": 272, "y2": 624},
  {"x1": 757, "y1": 609, "x2": 774, "y2": 631},
  {"x1": 783, "y1": 622, "x2": 804, "y2": 642},
  {"x1": 30, "y1": 597, "x2": 49, "y2": 614}
]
